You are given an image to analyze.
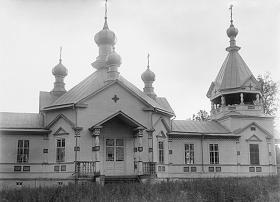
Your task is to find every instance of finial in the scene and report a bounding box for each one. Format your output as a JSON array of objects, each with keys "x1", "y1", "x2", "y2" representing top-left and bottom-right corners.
[
  {"x1": 229, "y1": 4, "x2": 233, "y2": 25},
  {"x1": 105, "y1": 0, "x2": 108, "y2": 20},
  {"x1": 103, "y1": 0, "x2": 109, "y2": 29},
  {"x1": 147, "y1": 53, "x2": 150, "y2": 69},
  {"x1": 59, "y1": 46, "x2": 62, "y2": 63}
]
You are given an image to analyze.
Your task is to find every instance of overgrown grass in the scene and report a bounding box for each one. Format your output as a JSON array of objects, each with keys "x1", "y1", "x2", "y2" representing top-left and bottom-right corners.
[{"x1": 1, "y1": 176, "x2": 279, "y2": 202}]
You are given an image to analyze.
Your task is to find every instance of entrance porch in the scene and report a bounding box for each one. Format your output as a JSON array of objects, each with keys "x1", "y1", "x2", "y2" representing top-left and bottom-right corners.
[{"x1": 83, "y1": 111, "x2": 155, "y2": 180}]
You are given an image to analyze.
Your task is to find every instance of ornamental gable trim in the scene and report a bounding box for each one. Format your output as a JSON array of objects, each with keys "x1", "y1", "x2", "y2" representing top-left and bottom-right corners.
[{"x1": 46, "y1": 114, "x2": 75, "y2": 129}]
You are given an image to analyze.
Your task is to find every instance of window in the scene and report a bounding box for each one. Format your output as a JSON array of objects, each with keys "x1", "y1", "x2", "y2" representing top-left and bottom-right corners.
[
  {"x1": 61, "y1": 165, "x2": 66, "y2": 171},
  {"x1": 208, "y1": 167, "x2": 214, "y2": 172},
  {"x1": 209, "y1": 144, "x2": 219, "y2": 164},
  {"x1": 191, "y1": 167, "x2": 196, "y2": 172},
  {"x1": 14, "y1": 166, "x2": 21, "y2": 172},
  {"x1": 54, "y1": 165, "x2": 60, "y2": 172},
  {"x1": 250, "y1": 144, "x2": 259, "y2": 165},
  {"x1": 116, "y1": 139, "x2": 124, "y2": 161},
  {"x1": 251, "y1": 127, "x2": 256, "y2": 131},
  {"x1": 256, "y1": 167, "x2": 262, "y2": 172},
  {"x1": 215, "y1": 167, "x2": 221, "y2": 172},
  {"x1": 17, "y1": 140, "x2": 29, "y2": 163},
  {"x1": 56, "y1": 138, "x2": 65, "y2": 162},
  {"x1": 183, "y1": 167, "x2": 189, "y2": 172},
  {"x1": 106, "y1": 139, "x2": 114, "y2": 161},
  {"x1": 106, "y1": 139, "x2": 124, "y2": 161},
  {"x1": 23, "y1": 166, "x2": 30, "y2": 172},
  {"x1": 158, "y1": 141, "x2": 164, "y2": 164},
  {"x1": 249, "y1": 167, "x2": 255, "y2": 172},
  {"x1": 185, "y1": 144, "x2": 194, "y2": 164}
]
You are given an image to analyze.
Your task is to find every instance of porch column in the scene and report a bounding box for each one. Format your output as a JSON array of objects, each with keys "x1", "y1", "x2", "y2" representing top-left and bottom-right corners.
[
  {"x1": 240, "y1": 93, "x2": 244, "y2": 105},
  {"x1": 134, "y1": 127, "x2": 144, "y2": 175},
  {"x1": 91, "y1": 126, "x2": 102, "y2": 175},
  {"x1": 73, "y1": 127, "x2": 82, "y2": 181}
]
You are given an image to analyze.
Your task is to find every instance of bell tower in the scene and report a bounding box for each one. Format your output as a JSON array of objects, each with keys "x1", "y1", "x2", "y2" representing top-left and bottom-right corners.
[{"x1": 206, "y1": 5, "x2": 263, "y2": 120}]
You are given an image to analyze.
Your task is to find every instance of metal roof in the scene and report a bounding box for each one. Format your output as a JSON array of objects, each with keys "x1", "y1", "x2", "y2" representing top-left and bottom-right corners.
[
  {"x1": 0, "y1": 112, "x2": 43, "y2": 129},
  {"x1": 171, "y1": 120, "x2": 230, "y2": 134},
  {"x1": 44, "y1": 69, "x2": 174, "y2": 115},
  {"x1": 214, "y1": 51, "x2": 255, "y2": 90}
]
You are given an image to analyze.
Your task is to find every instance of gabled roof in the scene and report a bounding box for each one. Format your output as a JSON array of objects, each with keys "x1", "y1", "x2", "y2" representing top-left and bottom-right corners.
[
  {"x1": 0, "y1": 112, "x2": 43, "y2": 129},
  {"x1": 214, "y1": 51, "x2": 255, "y2": 91},
  {"x1": 43, "y1": 69, "x2": 174, "y2": 115},
  {"x1": 171, "y1": 120, "x2": 230, "y2": 134},
  {"x1": 232, "y1": 122, "x2": 273, "y2": 138}
]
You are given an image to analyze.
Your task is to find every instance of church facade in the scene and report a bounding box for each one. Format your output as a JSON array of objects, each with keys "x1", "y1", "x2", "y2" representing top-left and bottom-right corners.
[{"x1": 0, "y1": 7, "x2": 278, "y2": 188}]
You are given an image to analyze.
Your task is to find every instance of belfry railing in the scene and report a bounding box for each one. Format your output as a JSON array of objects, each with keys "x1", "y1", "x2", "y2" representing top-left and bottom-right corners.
[{"x1": 76, "y1": 161, "x2": 96, "y2": 177}]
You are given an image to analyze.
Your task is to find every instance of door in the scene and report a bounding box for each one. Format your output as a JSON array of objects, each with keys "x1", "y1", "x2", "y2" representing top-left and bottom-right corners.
[{"x1": 105, "y1": 138, "x2": 126, "y2": 175}]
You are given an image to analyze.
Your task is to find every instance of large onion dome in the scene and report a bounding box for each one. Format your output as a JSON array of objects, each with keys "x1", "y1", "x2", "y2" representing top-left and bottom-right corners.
[{"x1": 94, "y1": 20, "x2": 116, "y2": 46}]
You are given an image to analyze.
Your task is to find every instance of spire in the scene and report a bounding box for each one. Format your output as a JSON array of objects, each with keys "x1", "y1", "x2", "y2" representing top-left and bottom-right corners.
[
  {"x1": 59, "y1": 46, "x2": 62, "y2": 63},
  {"x1": 147, "y1": 53, "x2": 150, "y2": 69},
  {"x1": 141, "y1": 54, "x2": 156, "y2": 99},
  {"x1": 229, "y1": 4, "x2": 233, "y2": 25},
  {"x1": 226, "y1": 5, "x2": 239, "y2": 51},
  {"x1": 51, "y1": 47, "x2": 68, "y2": 97},
  {"x1": 103, "y1": 0, "x2": 109, "y2": 29}
]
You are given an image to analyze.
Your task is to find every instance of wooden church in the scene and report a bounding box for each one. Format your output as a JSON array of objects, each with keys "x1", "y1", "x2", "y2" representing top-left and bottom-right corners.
[{"x1": 0, "y1": 4, "x2": 278, "y2": 188}]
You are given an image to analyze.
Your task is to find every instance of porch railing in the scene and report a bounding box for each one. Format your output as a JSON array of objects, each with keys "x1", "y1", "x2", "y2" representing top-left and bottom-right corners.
[
  {"x1": 76, "y1": 161, "x2": 96, "y2": 177},
  {"x1": 143, "y1": 162, "x2": 156, "y2": 175}
]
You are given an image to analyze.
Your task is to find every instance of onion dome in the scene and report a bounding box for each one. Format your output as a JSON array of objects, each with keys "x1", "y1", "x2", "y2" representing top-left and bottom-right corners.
[
  {"x1": 141, "y1": 68, "x2": 155, "y2": 82},
  {"x1": 227, "y1": 24, "x2": 238, "y2": 38},
  {"x1": 52, "y1": 59, "x2": 68, "y2": 77},
  {"x1": 106, "y1": 49, "x2": 121, "y2": 66},
  {"x1": 94, "y1": 19, "x2": 116, "y2": 46}
]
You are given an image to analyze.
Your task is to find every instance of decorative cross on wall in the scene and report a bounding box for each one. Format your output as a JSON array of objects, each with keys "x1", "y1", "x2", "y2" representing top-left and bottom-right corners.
[
  {"x1": 248, "y1": 83, "x2": 253, "y2": 90},
  {"x1": 112, "y1": 95, "x2": 119, "y2": 103}
]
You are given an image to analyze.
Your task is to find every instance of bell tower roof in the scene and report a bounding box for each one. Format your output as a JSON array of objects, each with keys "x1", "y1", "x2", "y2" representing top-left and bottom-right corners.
[
  {"x1": 207, "y1": 5, "x2": 260, "y2": 99},
  {"x1": 207, "y1": 6, "x2": 263, "y2": 120}
]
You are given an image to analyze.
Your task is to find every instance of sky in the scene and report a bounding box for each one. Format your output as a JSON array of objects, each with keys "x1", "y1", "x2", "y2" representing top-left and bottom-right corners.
[{"x1": 0, "y1": 0, "x2": 279, "y2": 126}]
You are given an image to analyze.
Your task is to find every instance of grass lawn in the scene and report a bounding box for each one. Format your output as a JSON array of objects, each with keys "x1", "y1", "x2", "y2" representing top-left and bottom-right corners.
[{"x1": 0, "y1": 176, "x2": 279, "y2": 202}]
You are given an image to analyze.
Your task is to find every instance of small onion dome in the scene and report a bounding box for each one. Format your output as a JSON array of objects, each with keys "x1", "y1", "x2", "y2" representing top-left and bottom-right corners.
[
  {"x1": 52, "y1": 60, "x2": 68, "y2": 77},
  {"x1": 94, "y1": 21, "x2": 116, "y2": 46},
  {"x1": 141, "y1": 68, "x2": 155, "y2": 82},
  {"x1": 227, "y1": 24, "x2": 238, "y2": 38},
  {"x1": 106, "y1": 50, "x2": 121, "y2": 66}
]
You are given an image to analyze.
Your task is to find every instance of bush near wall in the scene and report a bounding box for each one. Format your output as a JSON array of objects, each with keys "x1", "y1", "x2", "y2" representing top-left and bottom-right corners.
[{"x1": 0, "y1": 176, "x2": 280, "y2": 202}]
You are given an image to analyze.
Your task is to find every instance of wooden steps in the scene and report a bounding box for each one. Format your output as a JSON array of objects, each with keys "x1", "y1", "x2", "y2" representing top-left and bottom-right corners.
[{"x1": 104, "y1": 175, "x2": 140, "y2": 184}]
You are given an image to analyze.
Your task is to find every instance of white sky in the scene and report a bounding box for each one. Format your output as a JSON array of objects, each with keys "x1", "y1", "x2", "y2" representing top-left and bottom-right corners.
[{"x1": 0, "y1": 0, "x2": 279, "y2": 125}]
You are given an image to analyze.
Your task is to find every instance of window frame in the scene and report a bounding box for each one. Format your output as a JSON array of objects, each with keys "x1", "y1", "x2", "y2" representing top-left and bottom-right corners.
[
  {"x1": 56, "y1": 138, "x2": 65, "y2": 162},
  {"x1": 249, "y1": 144, "x2": 260, "y2": 165},
  {"x1": 209, "y1": 144, "x2": 219, "y2": 164},
  {"x1": 106, "y1": 139, "x2": 124, "y2": 162},
  {"x1": 17, "y1": 140, "x2": 29, "y2": 163},
  {"x1": 184, "y1": 143, "x2": 195, "y2": 164},
  {"x1": 158, "y1": 141, "x2": 164, "y2": 164}
]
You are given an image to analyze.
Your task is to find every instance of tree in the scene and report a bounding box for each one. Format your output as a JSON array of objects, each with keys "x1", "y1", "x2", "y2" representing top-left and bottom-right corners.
[
  {"x1": 192, "y1": 110, "x2": 210, "y2": 121},
  {"x1": 257, "y1": 72, "x2": 279, "y2": 115}
]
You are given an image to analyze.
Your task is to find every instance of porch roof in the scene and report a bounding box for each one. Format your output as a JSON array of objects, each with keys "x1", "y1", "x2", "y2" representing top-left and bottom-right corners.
[{"x1": 89, "y1": 111, "x2": 146, "y2": 131}]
